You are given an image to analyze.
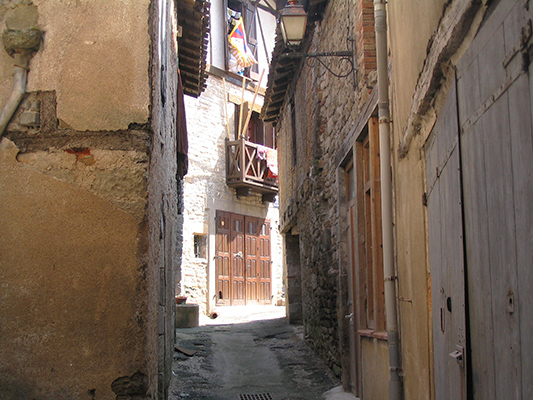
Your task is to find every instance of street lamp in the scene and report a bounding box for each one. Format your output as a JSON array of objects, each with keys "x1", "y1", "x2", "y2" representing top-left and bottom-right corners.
[
  {"x1": 279, "y1": 0, "x2": 308, "y2": 46},
  {"x1": 278, "y1": 1, "x2": 355, "y2": 79}
]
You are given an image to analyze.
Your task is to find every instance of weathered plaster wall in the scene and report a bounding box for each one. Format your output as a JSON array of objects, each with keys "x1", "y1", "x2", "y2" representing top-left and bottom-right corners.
[
  {"x1": 387, "y1": 0, "x2": 448, "y2": 135},
  {"x1": 23, "y1": 0, "x2": 150, "y2": 131},
  {"x1": 0, "y1": 0, "x2": 181, "y2": 398},
  {"x1": 0, "y1": 138, "x2": 146, "y2": 399},
  {"x1": 182, "y1": 73, "x2": 284, "y2": 314}
]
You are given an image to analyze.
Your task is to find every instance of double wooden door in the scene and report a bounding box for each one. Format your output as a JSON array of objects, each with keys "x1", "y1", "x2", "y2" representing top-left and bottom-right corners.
[
  {"x1": 425, "y1": 2, "x2": 532, "y2": 398},
  {"x1": 215, "y1": 211, "x2": 272, "y2": 305}
]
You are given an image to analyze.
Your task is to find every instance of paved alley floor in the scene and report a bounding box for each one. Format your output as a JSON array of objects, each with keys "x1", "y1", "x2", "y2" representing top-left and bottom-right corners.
[{"x1": 169, "y1": 305, "x2": 358, "y2": 400}]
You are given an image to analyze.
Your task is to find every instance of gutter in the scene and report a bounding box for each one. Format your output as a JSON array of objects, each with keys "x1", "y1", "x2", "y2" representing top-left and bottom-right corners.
[{"x1": 374, "y1": 2, "x2": 403, "y2": 400}]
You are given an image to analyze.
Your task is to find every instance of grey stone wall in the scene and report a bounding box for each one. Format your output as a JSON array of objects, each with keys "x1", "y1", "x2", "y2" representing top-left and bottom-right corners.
[
  {"x1": 146, "y1": 0, "x2": 182, "y2": 398},
  {"x1": 276, "y1": 0, "x2": 375, "y2": 377}
]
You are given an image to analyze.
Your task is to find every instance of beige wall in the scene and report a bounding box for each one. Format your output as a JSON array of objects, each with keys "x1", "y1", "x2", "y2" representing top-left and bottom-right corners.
[
  {"x1": 1, "y1": 0, "x2": 151, "y2": 131},
  {"x1": 0, "y1": 138, "x2": 144, "y2": 399},
  {"x1": 360, "y1": 338, "x2": 390, "y2": 400},
  {"x1": 387, "y1": 2, "x2": 447, "y2": 399},
  {"x1": 388, "y1": 0, "x2": 448, "y2": 135},
  {"x1": 0, "y1": 0, "x2": 182, "y2": 398}
]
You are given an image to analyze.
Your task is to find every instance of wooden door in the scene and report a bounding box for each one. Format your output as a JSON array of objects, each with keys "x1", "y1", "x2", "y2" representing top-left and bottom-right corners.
[
  {"x1": 425, "y1": 80, "x2": 467, "y2": 400},
  {"x1": 456, "y1": 1, "x2": 532, "y2": 398},
  {"x1": 216, "y1": 211, "x2": 231, "y2": 304},
  {"x1": 245, "y1": 216, "x2": 259, "y2": 303},
  {"x1": 425, "y1": 2, "x2": 533, "y2": 398},
  {"x1": 216, "y1": 211, "x2": 272, "y2": 305},
  {"x1": 345, "y1": 158, "x2": 360, "y2": 395},
  {"x1": 258, "y1": 220, "x2": 272, "y2": 303},
  {"x1": 231, "y1": 213, "x2": 246, "y2": 305}
]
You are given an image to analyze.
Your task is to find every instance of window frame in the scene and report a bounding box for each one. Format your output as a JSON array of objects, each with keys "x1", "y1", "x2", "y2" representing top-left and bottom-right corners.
[
  {"x1": 193, "y1": 234, "x2": 207, "y2": 259},
  {"x1": 354, "y1": 117, "x2": 386, "y2": 337}
]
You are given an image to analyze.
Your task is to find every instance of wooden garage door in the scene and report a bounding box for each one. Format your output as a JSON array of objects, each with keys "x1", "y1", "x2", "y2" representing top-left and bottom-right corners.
[
  {"x1": 426, "y1": 2, "x2": 533, "y2": 398},
  {"x1": 425, "y1": 79, "x2": 467, "y2": 400},
  {"x1": 216, "y1": 211, "x2": 272, "y2": 305},
  {"x1": 457, "y1": 1, "x2": 532, "y2": 398}
]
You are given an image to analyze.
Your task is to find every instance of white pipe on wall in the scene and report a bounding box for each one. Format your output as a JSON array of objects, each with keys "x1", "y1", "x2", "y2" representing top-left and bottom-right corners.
[
  {"x1": 0, "y1": 52, "x2": 30, "y2": 137},
  {"x1": 374, "y1": 1, "x2": 403, "y2": 400}
]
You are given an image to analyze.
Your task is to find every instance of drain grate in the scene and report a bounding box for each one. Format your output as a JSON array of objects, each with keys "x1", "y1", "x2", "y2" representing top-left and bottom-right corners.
[{"x1": 238, "y1": 394, "x2": 273, "y2": 400}]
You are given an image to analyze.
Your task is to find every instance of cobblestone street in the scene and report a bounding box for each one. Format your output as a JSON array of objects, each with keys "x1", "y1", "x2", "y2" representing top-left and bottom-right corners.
[{"x1": 169, "y1": 306, "x2": 357, "y2": 400}]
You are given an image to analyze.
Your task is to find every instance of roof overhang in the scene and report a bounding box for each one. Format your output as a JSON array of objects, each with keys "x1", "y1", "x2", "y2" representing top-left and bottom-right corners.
[
  {"x1": 261, "y1": 0, "x2": 329, "y2": 123},
  {"x1": 177, "y1": 0, "x2": 210, "y2": 98}
]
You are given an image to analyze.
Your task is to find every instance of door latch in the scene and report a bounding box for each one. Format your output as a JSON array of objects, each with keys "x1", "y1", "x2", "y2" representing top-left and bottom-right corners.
[
  {"x1": 345, "y1": 313, "x2": 354, "y2": 324},
  {"x1": 449, "y1": 345, "x2": 464, "y2": 368}
]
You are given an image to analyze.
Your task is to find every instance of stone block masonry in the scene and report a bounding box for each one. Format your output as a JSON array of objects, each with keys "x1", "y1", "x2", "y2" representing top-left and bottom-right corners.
[
  {"x1": 182, "y1": 73, "x2": 284, "y2": 315},
  {"x1": 276, "y1": 0, "x2": 377, "y2": 379}
]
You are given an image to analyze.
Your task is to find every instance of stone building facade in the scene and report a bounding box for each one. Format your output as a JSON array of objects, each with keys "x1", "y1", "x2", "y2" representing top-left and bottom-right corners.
[
  {"x1": 178, "y1": 0, "x2": 284, "y2": 315},
  {"x1": 265, "y1": 0, "x2": 533, "y2": 399},
  {"x1": 263, "y1": 0, "x2": 387, "y2": 393},
  {"x1": 0, "y1": 1, "x2": 207, "y2": 398}
]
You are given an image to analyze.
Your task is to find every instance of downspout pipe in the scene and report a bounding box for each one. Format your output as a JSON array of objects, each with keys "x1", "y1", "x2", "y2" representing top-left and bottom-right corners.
[
  {"x1": 0, "y1": 51, "x2": 30, "y2": 137},
  {"x1": 374, "y1": 2, "x2": 403, "y2": 400},
  {"x1": 0, "y1": 27, "x2": 43, "y2": 138}
]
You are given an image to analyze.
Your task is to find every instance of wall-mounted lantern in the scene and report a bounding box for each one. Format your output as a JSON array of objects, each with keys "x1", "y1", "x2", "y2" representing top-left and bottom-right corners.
[
  {"x1": 279, "y1": 0, "x2": 308, "y2": 46},
  {"x1": 278, "y1": 1, "x2": 355, "y2": 79}
]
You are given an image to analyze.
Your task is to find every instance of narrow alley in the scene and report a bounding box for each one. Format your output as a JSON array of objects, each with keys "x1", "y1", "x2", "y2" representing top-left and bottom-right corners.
[
  {"x1": 1, "y1": 0, "x2": 532, "y2": 399},
  {"x1": 169, "y1": 306, "x2": 356, "y2": 400}
]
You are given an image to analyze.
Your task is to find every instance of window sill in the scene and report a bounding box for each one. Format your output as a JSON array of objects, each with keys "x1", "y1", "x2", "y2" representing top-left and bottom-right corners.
[{"x1": 358, "y1": 329, "x2": 388, "y2": 341}]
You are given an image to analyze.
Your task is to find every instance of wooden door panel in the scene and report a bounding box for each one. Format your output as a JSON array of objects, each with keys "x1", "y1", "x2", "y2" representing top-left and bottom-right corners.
[
  {"x1": 425, "y1": 79, "x2": 467, "y2": 400},
  {"x1": 245, "y1": 217, "x2": 259, "y2": 303},
  {"x1": 216, "y1": 211, "x2": 232, "y2": 304},
  {"x1": 507, "y1": 73, "x2": 533, "y2": 397},
  {"x1": 456, "y1": 2, "x2": 531, "y2": 398},
  {"x1": 216, "y1": 211, "x2": 272, "y2": 306},
  {"x1": 232, "y1": 214, "x2": 245, "y2": 305},
  {"x1": 258, "y1": 220, "x2": 272, "y2": 303}
]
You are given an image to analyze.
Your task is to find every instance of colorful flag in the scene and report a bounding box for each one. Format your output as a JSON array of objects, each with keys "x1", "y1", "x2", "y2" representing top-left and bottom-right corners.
[{"x1": 228, "y1": 18, "x2": 257, "y2": 69}]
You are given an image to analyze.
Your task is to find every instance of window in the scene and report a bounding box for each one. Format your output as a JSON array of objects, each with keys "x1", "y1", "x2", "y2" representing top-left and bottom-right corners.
[
  {"x1": 226, "y1": 0, "x2": 258, "y2": 78},
  {"x1": 194, "y1": 234, "x2": 207, "y2": 259},
  {"x1": 356, "y1": 117, "x2": 385, "y2": 334}
]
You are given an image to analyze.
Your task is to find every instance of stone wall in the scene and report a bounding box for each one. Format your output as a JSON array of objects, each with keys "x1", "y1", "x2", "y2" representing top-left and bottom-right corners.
[
  {"x1": 276, "y1": 0, "x2": 376, "y2": 377},
  {"x1": 181, "y1": 72, "x2": 284, "y2": 315},
  {"x1": 146, "y1": 0, "x2": 182, "y2": 397}
]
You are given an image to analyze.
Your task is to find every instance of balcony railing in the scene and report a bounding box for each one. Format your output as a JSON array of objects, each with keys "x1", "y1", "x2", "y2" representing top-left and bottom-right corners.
[{"x1": 226, "y1": 138, "x2": 278, "y2": 201}]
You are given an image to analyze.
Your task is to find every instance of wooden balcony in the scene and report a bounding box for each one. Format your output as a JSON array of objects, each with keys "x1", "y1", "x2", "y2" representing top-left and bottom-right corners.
[{"x1": 226, "y1": 138, "x2": 278, "y2": 202}]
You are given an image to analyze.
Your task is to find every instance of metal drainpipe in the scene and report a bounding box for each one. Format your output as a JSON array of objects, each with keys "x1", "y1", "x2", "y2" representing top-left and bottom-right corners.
[
  {"x1": 374, "y1": 1, "x2": 403, "y2": 400},
  {"x1": 0, "y1": 51, "x2": 30, "y2": 137}
]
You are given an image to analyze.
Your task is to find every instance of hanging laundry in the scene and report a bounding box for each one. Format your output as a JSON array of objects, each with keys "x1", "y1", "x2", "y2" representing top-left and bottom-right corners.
[
  {"x1": 266, "y1": 148, "x2": 278, "y2": 178},
  {"x1": 256, "y1": 144, "x2": 268, "y2": 161}
]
